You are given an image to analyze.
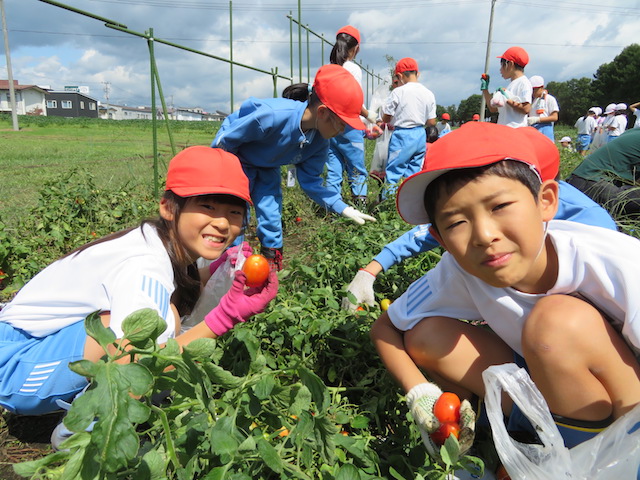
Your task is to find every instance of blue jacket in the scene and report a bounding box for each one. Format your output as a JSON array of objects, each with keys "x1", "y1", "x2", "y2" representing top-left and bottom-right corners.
[
  {"x1": 373, "y1": 181, "x2": 618, "y2": 271},
  {"x1": 212, "y1": 97, "x2": 348, "y2": 214}
]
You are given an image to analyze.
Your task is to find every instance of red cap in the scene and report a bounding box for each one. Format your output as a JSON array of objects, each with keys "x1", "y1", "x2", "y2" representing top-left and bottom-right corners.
[
  {"x1": 497, "y1": 46, "x2": 529, "y2": 67},
  {"x1": 472, "y1": 113, "x2": 480, "y2": 120},
  {"x1": 396, "y1": 122, "x2": 542, "y2": 224},
  {"x1": 442, "y1": 113, "x2": 450, "y2": 120},
  {"x1": 517, "y1": 127, "x2": 559, "y2": 181},
  {"x1": 395, "y1": 57, "x2": 419, "y2": 75},
  {"x1": 336, "y1": 25, "x2": 360, "y2": 44},
  {"x1": 313, "y1": 64, "x2": 365, "y2": 130},
  {"x1": 165, "y1": 146, "x2": 252, "y2": 205}
]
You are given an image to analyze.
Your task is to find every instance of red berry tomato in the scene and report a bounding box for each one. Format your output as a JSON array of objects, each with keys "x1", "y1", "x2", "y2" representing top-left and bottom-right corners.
[
  {"x1": 242, "y1": 254, "x2": 270, "y2": 287},
  {"x1": 481, "y1": 73, "x2": 488, "y2": 79},
  {"x1": 429, "y1": 422, "x2": 460, "y2": 445},
  {"x1": 433, "y1": 392, "x2": 461, "y2": 424}
]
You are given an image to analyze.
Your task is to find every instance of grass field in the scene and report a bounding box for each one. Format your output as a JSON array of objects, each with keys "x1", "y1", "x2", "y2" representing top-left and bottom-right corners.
[{"x1": 0, "y1": 115, "x2": 217, "y2": 227}]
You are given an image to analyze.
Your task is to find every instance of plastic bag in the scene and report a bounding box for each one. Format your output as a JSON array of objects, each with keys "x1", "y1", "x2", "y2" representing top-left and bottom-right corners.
[
  {"x1": 483, "y1": 363, "x2": 640, "y2": 480},
  {"x1": 369, "y1": 124, "x2": 392, "y2": 177},
  {"x1": 181, "y1": 251, "x2": 246, "y2": 331},
  {"x1": 368, "y1": 82, "x2": 392, "y2": 122}
]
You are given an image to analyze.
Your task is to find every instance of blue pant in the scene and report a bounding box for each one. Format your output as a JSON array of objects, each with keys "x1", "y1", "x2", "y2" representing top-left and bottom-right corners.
[
  {"x1": 0, "y1": 321, "x2": 88, "y2": 415},
  {"x1": 326, "y1": 126, "x2": 367, "y2": 197},
  {"x1": 384, "y1": 126, "x2": 426, "y2": 199},
  {"x1": 533, "y1": 123, "x2": 555, "y2": 142},
  {"x1": 242, "y1": 165, "x2": 283, "y2": 249}
]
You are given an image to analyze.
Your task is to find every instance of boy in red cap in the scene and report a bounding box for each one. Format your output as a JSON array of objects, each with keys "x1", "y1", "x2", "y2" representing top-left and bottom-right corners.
[
  {"x1": 480, "y1": 46, "x2": 532, "y2": 128},
  {"x1": 213, "y1": 64, "x2": 375, "y2": 269},
  {"x1": 379, "y1": 57, "x2": 437, "y2": 200},
  {"x1": 436, "y1": 112, "x2": 451, "y2": 138},
  {"x1": 371, "y1": 122, "x2": 640, "y2": 474}
]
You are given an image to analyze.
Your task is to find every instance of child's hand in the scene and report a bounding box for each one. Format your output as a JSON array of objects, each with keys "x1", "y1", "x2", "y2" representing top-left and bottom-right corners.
[
  {"x1": 407, "y1": 383, "x2": 476, "y2": 461},
  {"x1": 480, "y1": 73, "x2": 490, "y2": 91}
]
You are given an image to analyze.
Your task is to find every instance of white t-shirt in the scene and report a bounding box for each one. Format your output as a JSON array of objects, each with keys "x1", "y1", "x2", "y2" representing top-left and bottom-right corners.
[
  {"x1": 342, "y1": 60, "x2": 362, "y2": 88},
  {"x1": 0, "y1": 224, "x2": 177, "y2": 342},
  {"x1": 497, "y1": 75, "x2": 533, "y2": 128},
  {"x1": 634, "y1": 108, "x2": 640, "y2": 129},
  {"x1": 609, "y1": 114, "x2": 628, "y2": 137},
  {"x1": 575, "y1": 115, "x2": 596, "y2": 135},
  {"x1": 382, "y1": 82, "x2": 437, "y2": 128},
  {"x1": 531, "y1": 92, "x2": 559, "y2": 122},
  {"x1": 388, "y1": 220, "x2": 640, "y2": 358}
]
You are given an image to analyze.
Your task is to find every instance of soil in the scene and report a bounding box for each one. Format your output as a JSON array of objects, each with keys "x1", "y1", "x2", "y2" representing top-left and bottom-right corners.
[{"x1": 0, "y1": 409, "x2": 64, "y2": 479}]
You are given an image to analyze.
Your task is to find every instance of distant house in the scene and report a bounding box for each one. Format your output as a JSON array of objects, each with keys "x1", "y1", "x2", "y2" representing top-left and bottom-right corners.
[
  {"x1": 98, "y1": 103, "x2": 226, "y2": 122},
  {"x1": 0, "y1": 79, "x2": 47, "y2": 115},
  {"x1": 45, "y1": 91, "x2": 99, "y2": 118}
]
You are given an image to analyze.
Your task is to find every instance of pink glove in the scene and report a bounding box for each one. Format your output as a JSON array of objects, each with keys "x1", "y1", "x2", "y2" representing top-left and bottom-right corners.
[
  {"x1": 209, "y1": 242, "x2": 253, "y2": 275},
  {"x1": 204, "y1": 269, "x2": 278, "y2": 336}
]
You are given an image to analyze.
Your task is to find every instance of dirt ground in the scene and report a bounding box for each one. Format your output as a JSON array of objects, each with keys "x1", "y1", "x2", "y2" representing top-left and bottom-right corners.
[{"x1": 0, "y1": 409, "x2": 64, "y2": 479}]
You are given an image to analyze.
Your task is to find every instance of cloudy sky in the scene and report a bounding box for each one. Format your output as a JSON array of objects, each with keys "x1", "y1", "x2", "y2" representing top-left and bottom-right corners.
[{"x1": 2, "y1": 0, "x2": 639, "y2": 114}]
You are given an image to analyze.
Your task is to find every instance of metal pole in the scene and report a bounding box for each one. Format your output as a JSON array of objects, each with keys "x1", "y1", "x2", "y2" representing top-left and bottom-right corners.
[
  {"x1": 229, "y1": 0, "x2": 234, "y2": 113},
  {"x1": 480, "y1": 0, "x2": 497, "y2": 121},
  {"x1": 306, "y1": 25, "x2": 310, "y2": 82},
  {"x1": 1, "y1": 0, "x2": 18, "y2": 131},
  {"x1": 297, "y1": 0, "x2": 302, "y2": 82},
  {"x1": 147, "y1": 28, "x2": 159, "y2": 198},
  {"x1": 289, "y1": 12, "x2": 293, "y2": 84}
]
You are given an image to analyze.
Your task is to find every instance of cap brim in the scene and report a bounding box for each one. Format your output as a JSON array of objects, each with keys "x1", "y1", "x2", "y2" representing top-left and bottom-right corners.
[
  {"x1": 168, "y1": 186, "x2": 253, "y2": 206},
  {"x1": 396, "y1": 169, "x2": 450, "y2": 225},
  {"x1": 341, "y1": 114, "x2": 366, "y2": 130}
]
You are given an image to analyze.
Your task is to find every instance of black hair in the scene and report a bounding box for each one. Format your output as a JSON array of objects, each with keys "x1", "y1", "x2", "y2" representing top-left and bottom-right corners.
[
  {"x1": 500, "y1": 58, "x2": 525, "y2": 71},
  {"x1": 424, "y1": 160, "x2": 541, "y2": 233},
  {"x1": 282, "y1": 83, "x2": 322, "y2": 108},
  {"x1": 426, "y1": 125, "x2": 439, "y2": 143},
  {"x1": 399, "y1": 70, "x2": 418, "y2": 78},
  {"x1": 330, "y1": 32, "x2": 359, "y2": 66},
  {"x1": 64, "y1": 191, "x2": 247, "y2": 316}
]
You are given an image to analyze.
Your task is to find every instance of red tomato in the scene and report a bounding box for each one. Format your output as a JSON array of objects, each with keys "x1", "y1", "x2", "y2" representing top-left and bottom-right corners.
[
  {"x1": 243, "y1": 254, "x2": 270, "y2": 287},
  {"x1": 433, "y1": 392, "x2": 461, "y2": 424},
  {"x1": 429, "y1": 422, "x2": 460, "y2": 445},
  {"x1": 481, "y1": 73, "x2": 488, "y2": 79}
]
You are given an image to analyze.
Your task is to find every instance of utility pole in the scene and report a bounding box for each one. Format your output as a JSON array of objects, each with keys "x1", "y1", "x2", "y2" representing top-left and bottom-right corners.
[
  {"x1": 1, "y1": 0, "x2": 18, "y2": 131},
  {"x1": 102, "y1": 81, "x2": 111, "y2": 119},
  {"x1": 480, "y1": 0, "x2": 497, "y2": 121}
]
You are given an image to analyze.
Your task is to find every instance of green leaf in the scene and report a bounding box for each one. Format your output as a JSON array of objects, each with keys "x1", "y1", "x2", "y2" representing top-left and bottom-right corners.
[
  {"x1": 84, "y1": 311, "x2": 116, "y2": 352},
  {"x1": 298, "y1": 367, "x2": 329, "y2": 412},
  {"x1": 350, "y1": 415, "x2": 369, "y2": 429},
  {"x1": 68, "y1": 359, "x2": 100, "y2": 379},
  {"x1": 122, "y1": 308, "x2": 167, "y2": 346},
  {"x1": 139, "y1": 448, "x2": 167, "y2": 480},
  {"x1": 202, "y1": 362, "x2": 244, "y2": 388},
  {"x1": 252, "y1": 374, "x2": 276, "y2": 400},
  {"x1": 440, "y1": 434, "x2": 461, "y2": 468},
  {"x1": 336, "y1": 463, "x2": 361, "y2": 480},
  {"x1": 289, "y1": 385, "x2": 312, "y2": 416},
  {"x1": 257, "y1": 437, "x2": 283, "y2": 474},
  {"x1": 182, "y1": 337, "x2": 217, "y2": 358},
  {"x1": 210, "y1": 423, "x2": 239, "y2": 457}
]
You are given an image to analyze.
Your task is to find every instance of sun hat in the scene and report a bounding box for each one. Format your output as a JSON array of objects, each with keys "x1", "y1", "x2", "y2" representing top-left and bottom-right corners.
[
  {"x1": 604, "y1": 103, "x2": 616, "y2": 114},
  {"x1": 165, "y1": 146, "x2": 252, "y2": 205},
  {"x1": 588, "y1": 107, "x2": 598, "y2": 114},
  {"x1": 395, "y1": 57, "x2": 419, "y2": 75},
  {"x1": 472, "y1": 113, "x2": 480, "y2": 120},
  {"x1": 497, "y1": 46, "x2": 529, "y2": 68},
  {"x1": 442, "y1": 113, "x2": 450, "y2": 120},
  {"x1": 560, "y1": 136, "x2": 572, "y2": 143},
  {"x1": 313, "y1": 64, "x2": 365, "y2": 130},
  {"x1": 616, "y1": 103, "x2": 627, "y2": 111},
  {"x1": 336, "y1": 25, "x2": 360, "y2": 44},
  {"x1": 529, "y1": 75, "x2": 545, "y2": 88},
  {"x1": 396, "y1": 122, "x2": 542, "y2": 225}
]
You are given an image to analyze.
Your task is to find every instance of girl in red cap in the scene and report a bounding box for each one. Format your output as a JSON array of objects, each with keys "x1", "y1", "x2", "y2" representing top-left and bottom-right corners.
[
  {"x1": 212, "y1": 64, "x2": 376, "y2": 269},
  {"x1": 0, "y1": 146, "x2": 278, "y2": 448},
  {"x1": 325, "y1": 26, "x2": 378, "y2": 208}
]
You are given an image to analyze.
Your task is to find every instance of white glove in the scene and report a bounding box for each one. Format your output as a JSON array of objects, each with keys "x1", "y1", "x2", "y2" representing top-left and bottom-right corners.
[
  {"x1": 341, "y1": 269, "x2": 376, "y2": 311},
  {"x1": 366, "y1": 110, "x2": 378, "y2": 125},
  {"x1": 406, "y1": 383, "x2": 476, "y2": 461},
  {"x1": 527, "y1": 116, "x2": 540, "y2": 126},
  {"x1": 341, "y1": 206, "x2": 376, "y2": 225}
]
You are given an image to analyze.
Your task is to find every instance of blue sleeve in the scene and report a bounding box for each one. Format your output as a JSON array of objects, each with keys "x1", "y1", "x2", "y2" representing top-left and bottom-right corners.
[
  {"x1": 556, "y1": 181, "x2": 617, "y2": 231},
  {"x1": 212, "y1": 101, "x2": 272, "y2": 153},
  {"x1": 373, "y1": 224, "x2": 441, "y2": 271},
  {"x1": 295, "y1": 145, "x2": 348, "y2": 214}
]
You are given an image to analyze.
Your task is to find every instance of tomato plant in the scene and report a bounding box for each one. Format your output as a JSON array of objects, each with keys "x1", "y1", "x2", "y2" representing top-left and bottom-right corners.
[
  {"x1": 434, "y1": 392, "x2": 461, "y2": 424},
  {"x1": 243, "y1": 254, "x2": 270, "y2": 287}
]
